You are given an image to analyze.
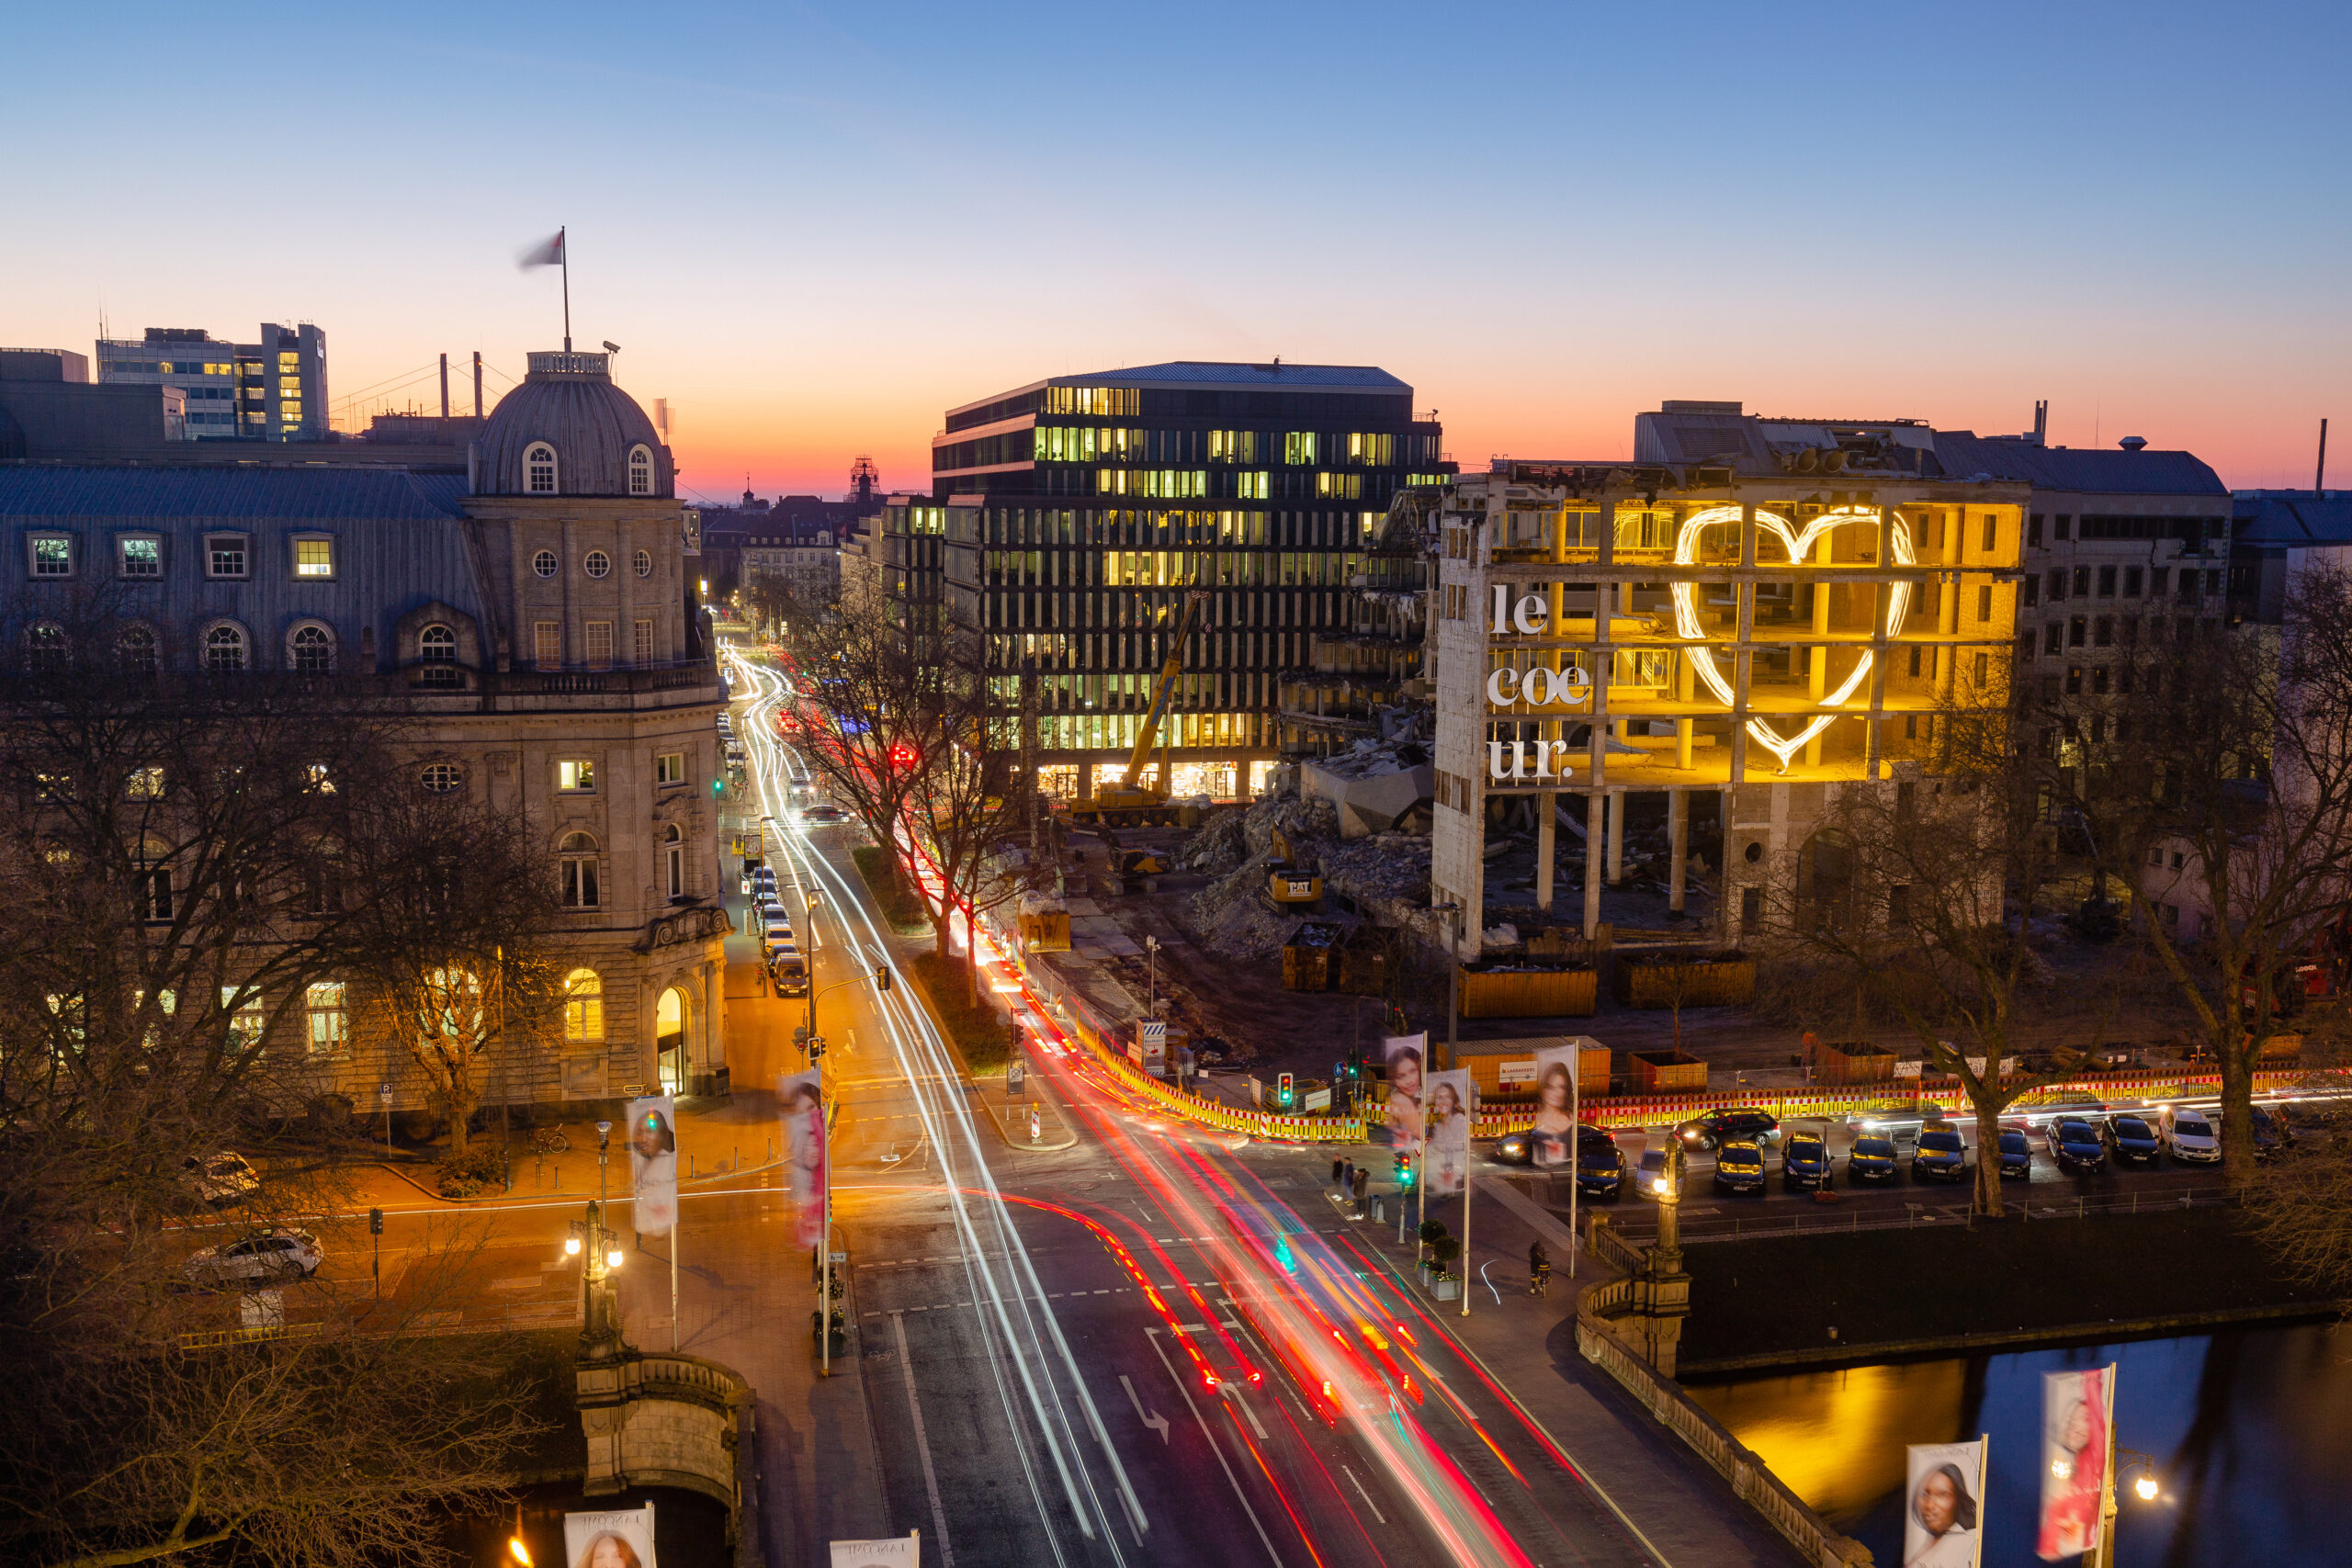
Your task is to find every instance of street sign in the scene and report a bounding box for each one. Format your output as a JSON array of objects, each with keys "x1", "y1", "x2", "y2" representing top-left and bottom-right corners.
[
  {"x1": 1139, "y1": 1020, "x2": 1167, "y2": 1046},
  {"x1": 1007, "y1": 1063, "x2": 1025, "y2": 1097}
]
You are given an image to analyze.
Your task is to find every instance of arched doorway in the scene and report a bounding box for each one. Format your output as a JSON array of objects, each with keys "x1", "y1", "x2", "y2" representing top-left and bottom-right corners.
[{"x1": 657, "y1": 986, "x2": 687, "y2": 1093}]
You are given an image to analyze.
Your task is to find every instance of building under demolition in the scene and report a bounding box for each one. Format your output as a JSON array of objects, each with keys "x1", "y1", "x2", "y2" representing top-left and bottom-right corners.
[{"x1": 1428, "y1": 401, "x2": 2029, "y2": 957}]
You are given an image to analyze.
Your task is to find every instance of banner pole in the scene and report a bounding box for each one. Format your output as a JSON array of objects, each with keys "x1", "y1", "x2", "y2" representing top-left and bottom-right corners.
[
  {"x1": 671, "y1": 1222, "x2": 680, "y2": 1353},
  {"x1": 1568, "y1": 1057, "x2": 1579, "y2": 1279}
]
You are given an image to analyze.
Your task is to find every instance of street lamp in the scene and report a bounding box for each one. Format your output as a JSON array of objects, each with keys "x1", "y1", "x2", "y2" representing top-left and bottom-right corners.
[{"x1": 2117, "y1": 1448, "x2": 2163, "y2": 1502}]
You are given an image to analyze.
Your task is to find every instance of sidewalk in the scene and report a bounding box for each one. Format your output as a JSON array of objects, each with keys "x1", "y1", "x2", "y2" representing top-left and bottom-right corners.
[{"x1": 1324, "y1": 1169, "x2": 1806, "y2": 1568}]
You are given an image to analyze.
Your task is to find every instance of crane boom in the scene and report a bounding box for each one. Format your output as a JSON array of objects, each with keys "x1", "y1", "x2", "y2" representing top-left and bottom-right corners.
[{"x1": 1124, "y1": 590, "x2": 1209, "y2": 781}]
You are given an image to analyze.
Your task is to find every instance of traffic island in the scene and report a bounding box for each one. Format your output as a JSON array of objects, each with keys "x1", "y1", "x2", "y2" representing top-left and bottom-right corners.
[{"x1": 981, "y1": 1074, "x2": 1078, "y2": 1151}]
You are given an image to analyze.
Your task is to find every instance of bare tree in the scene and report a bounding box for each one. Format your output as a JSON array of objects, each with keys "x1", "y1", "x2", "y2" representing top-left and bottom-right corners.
[
  {"x1": 1767, "y1": 671, "x2": 2107, "y2": 1218},
  {"x1": 2081, "y1": 563, "x2": 2352, "y2": 1188}
]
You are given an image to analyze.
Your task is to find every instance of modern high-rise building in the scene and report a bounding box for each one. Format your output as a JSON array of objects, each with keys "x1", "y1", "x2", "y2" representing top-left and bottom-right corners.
[
  {"x1": 97, "y1": 322, "x2": 329, "y2": 440},
  {"x1": 902, "y1": 361, "x2": 1450, "y2": 801}
]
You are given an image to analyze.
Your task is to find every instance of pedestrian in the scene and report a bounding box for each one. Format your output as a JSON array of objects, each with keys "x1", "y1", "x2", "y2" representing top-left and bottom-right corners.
[
  {"x1": 1529, "y1": 1239, "x2": 1550, "y2": 1297},
  {"x1": 1351, "y1": 1167, "x2": 1368, "y2": 1215},
  {"x1": 1340, "y1": 1157, "x2": 1354, "y2": 1196},
  {"x1": 1332, "y1": 1156, "x2": 1345, "y2": 1190}
]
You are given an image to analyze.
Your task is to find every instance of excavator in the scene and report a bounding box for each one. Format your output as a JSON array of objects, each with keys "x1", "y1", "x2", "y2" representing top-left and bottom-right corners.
[{"x1": 1069, "y1": 589, "x2": 1209, "y2": 829}]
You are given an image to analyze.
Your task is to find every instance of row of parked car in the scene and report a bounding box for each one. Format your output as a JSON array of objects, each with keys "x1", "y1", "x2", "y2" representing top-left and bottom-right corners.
[
  {"x1": 1501, "y1": 1100, "x2": 2297, "y2": 1199},
  {"x1": 741, "y1": 860, "x2": 812, "y2": 997}
]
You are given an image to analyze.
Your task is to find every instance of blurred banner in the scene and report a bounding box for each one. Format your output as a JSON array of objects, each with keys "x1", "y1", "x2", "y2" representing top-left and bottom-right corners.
[
  {"x1": 1382, "y1": 1033, "x2": 1426, "y2": 1153},
  {"x1": 1528, "y1": 1043, "x2": 1581, "y2": 1168},
  {"x1": 780, "y1": 1069, "x2": 827, "y2": 1252},
  {"x1": 623, "y1": 1095, "x2": 678, "y2": 1236},
  {"x1": 565, "y1": 1503, "x2": 656, "y2": 1568},
  {"x1": 828, "y1": 1534, "x2": 920, "y2": 1568},
  {"x1": 1903, "y1": 1438, "x2": 1986, "y2": 1567},
  {"x1": 2037, "y1": 1365, "x2": 2113, "y2": 1560},
  {"x1": 1424, "y1": 1068, "x2": 1473, "y2": 1196}
]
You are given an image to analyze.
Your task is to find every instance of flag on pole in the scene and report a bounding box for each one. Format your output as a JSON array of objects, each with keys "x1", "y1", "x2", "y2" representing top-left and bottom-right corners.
[{"x1": 518, "y1": 229, "x2": 565, "y2": 269}]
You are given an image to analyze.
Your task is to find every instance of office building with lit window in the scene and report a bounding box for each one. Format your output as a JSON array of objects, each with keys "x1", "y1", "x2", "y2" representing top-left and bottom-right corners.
[
  {"x1": 97, "y1": 322, "x2": 329, "y2": 441},
  {"x1": 908, "y1": 361, "x2": 1450, "y2": 802}
]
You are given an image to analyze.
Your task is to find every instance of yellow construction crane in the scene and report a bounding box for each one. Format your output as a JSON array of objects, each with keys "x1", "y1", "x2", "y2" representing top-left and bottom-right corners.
[{"x1": 1072, "y1": 589, "x2": 1209, "y2": 826}]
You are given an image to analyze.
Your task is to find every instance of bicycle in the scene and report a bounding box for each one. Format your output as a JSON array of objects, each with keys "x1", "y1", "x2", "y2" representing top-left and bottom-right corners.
[
  {"x1": 530, "y1": 1125, "x2": 570, "y2": 1155},
  {"x1": 1529, "y1": 1263, "x2": 1552, "y2": 1297}
]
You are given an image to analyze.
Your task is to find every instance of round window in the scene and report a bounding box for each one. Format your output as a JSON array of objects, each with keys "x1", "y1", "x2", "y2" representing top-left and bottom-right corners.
[
  {"x1": 533, "y1": 549, "x2": 559, "y2": 579},
  {"x1": 1744, "y1": 840, "x2": 1763, "y2": 863},
  {"x1": 584, "y1": 550, "x2": 611, "y2": 580},
  {"x1": 420, "y1": 761, "x2": 463, "y2": 794},
  {"x1": 634, "y1": 548, "x2": 653, "y2": 579}
]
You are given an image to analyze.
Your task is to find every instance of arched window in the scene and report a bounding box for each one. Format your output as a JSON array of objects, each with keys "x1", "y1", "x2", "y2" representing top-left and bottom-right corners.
[
  {"x1": 416, "y1": 623, "x2": 458, "y2": 686},
  {"x1": 202, "y1": 623, "x2": 247, "y2": 673},
  {"x1": 583, "y1": 549, "x2": 611, "y2": 579},
  {"x1": 288, "y1": 623, "x2": 335, "y2": 674},
  {"x1": 562, "y1": 967, "x2": 605, "y2": 1042},
  {"x1": 628, "y1": 445, "x2": 654, "y2": 496},
  {"x1": 526, "y1": 443, "x2": 558, "y2": 494},
  {"x1": 560, "y1": 831, "x2": 601, "y2": 909},
  {"x1": 24, "y1": 621, "x2": 68, "y2": 673},
  {"x1": 118, "y1": 623, "x2": 158, "y2": 675},
  {"x1": 662, "y1": 821, "x2": 685, "y2": 901},
  {"x1": 634, "y1": 548, "x2": 653, "y2": 579},
  {"x1": 419, "y1": 761, "x2": 463, "y2": 794},
  {"x1": 533, "y1": 548, "x2": 559, "y2": 578}
]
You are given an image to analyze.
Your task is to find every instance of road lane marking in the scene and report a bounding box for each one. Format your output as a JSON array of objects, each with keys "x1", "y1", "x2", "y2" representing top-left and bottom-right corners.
[
  {"x1": 1119, "y1": 1374, "x2": 1170, "y2": 1444},
  {"x1": 1340, "y1": 1465, "x2": 1387, "y2": 1524},
  {"x1": 1144, "y1": 1327, "x2": 1283, "y2": 1568},
  {"x1": 889, "y1": 1311, "x2": 956, "y2": 1568},
  {"x1": 1222, "y1": 1384, "x2": 1271, "y2": 1440}
]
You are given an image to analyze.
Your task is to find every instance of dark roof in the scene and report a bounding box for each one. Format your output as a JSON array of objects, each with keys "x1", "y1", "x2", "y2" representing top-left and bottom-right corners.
[
  {"x1": 0, "y1": 465, "x2": 469, "y2": 519},
  {"x1": 1067, "y1": 361, "x2": 1410, "y2": 393},
  {"x1": 2231, "y1": 491, "x2": 2352, "y2": 547},
  {"x1": 476, "y1": 352, "x2": 673, "y2": 499},
  {"x1": 1930, "y1": 432, "x2": 2226, "y2": 497}
]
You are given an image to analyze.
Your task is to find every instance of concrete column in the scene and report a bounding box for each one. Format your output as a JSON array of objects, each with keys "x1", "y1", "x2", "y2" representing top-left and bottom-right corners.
[
  {"x1": 1583, "y1": 791, "x2": 1604, "y2": 939},
  {"x1": 1669, "y1": 788, "x2": 1689, "y2": 915},
  {"x1": 1607, "y1": 790, "x2": 1625, "y2": 884},
  {"x1": 1676, "y1": 648, "x2": 1695, "y2": 770},
  {"x1": 1536, "y1": 789, "x2": 1555, "y2": 914},
  {"x1": 1078, "y1": 760, "x2": 1094, "y2": 802}
]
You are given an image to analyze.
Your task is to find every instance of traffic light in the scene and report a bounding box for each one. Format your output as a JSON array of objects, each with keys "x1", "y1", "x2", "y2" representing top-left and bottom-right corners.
[
  {"x1": 368, "y1": 1207, "x2": 384, "y2": 1235},
  {"x1": 1394, "y1": 1151, "x2": 1416, "y2": 1188},
  {"x1": 874, "y1": 964, "x2": 892, "y2": 993},
  {"x1": 1277, "y1": 1072, "x2": 1294, "y2": 1109}
]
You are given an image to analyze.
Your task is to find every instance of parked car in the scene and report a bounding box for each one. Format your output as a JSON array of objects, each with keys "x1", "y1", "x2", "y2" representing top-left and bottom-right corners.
[
  {"x1": 2104, "y1": 1113, "x2": 2164, "y2": 1167},
  {"x1": 2158, "y1": 1104, "x2": 2221, "y2": 1165},
  {"x1": 2046, "y1": 1115, "x2": 2109, "y2": 1173},
  {"x1": 182, "y1": 1151, "x2": 260, "y2": 1207},
  {"x1": 1781, "y1": 1129, "x2": 1833, "y2": 1191},
  {"x1": 1576, "y1": 1128, "x2": 1627, "y2": 1201},
  {"x1": 1713, "y1": 1138, "x2": 1768, "y2": 1195},
  {"x1": 182, "y1": 1228, "x2": 322, "y2": 1290},
  {"x1": 2251, "y1": 1107, "x2": 2296, "y2": 1162},
  {"x1": 1848, "y1": 1134, "x2": 1901, "y2": 1184},
  {"x1": 1634, "y1": 1148, "x2": 1670, "y2": 1198},
  {"x1": 1911, "y1": 1123, "x2": 1971, "y2": 1183},
  {"x1": 1675, "y1": 1108, "x2": 1779, "y2": 1152},
  {"x1": 1996, "y1": 1125, "x2": 2035, "y2": 1179}
]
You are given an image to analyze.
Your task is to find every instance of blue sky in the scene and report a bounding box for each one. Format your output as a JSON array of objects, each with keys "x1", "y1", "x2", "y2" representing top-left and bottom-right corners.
[{"x1": 5, "y1": 1, "x2": 2346, "y2": 496}]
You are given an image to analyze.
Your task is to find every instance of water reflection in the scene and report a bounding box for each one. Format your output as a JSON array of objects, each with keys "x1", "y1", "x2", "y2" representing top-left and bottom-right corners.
[{"x1": 1685, "y1": 1322, "x2": 2352, "y2": 1568}]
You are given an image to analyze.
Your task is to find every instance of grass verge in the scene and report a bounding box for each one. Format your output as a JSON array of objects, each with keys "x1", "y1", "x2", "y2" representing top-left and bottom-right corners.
[
  {"x1": 853, "y1": 844, "x2": 930, "y2": 932},
  {"x1": 1678, "y1": 1204, "x2": 2321, "y2": 1365},
  {"x1": 910, "y1": 949, "x2": 1014, "y2": 1075}
]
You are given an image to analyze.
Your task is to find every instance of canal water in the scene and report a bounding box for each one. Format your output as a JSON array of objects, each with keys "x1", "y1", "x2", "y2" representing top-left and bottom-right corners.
[{"x1": 1683, "y1": 1321, "x2": 2352, "y2": 1567}]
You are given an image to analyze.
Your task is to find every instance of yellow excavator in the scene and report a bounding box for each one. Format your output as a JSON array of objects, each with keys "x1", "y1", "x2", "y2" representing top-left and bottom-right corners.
[{"x1": 1071, "y1": 589, "x2": 1209, "y2": 828}]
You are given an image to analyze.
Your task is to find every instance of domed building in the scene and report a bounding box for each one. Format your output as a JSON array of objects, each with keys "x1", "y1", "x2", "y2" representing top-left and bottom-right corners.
[{"x1": 0, "y1": 345, "x2": 737, "y2": 1115}]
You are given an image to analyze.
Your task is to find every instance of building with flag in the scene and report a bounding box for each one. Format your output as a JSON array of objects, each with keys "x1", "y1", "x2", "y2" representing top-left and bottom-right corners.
[{"x1": 0, "y1": 346, "x2": 733, "y2": 1111}]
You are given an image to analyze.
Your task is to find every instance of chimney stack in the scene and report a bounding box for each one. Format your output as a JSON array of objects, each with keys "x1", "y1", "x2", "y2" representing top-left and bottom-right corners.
[{"x1": 2031, "y1": 400, "x2": 2048, "y2": 446}]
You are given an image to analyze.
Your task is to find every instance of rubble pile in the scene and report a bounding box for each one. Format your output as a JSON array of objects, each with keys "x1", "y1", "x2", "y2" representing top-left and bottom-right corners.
[
  {"x1": 1317, "y1": 831, "x2": 1432, "y2": 924},
  {"x1": 1184, "y1": 789, "x2": 1430, "y2": 958}
]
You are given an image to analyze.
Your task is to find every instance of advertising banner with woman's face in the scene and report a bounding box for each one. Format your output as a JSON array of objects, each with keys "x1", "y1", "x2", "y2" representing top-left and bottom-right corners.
[
  {"x1": 1423, "y1": 1068, "x2": 1473, "y2": 1196},
  {"x1": 779, "y1": 1069, "x2": 828, "y2": 1251},
  {"x1": 623, "y1": 1095, "x2": 678, "y2": 1236},
  {"x1": 566, "y1": 1504, "x2": 657, "y2": 1568},
  {"x1": 1528, "y1": 1043, "x2": 1581, "y2": 1168},
  {"x1": 1383, "y1": 1033, "x2": 1427, "y2": 1154},
  {"x1": 1903, "y1": 1439, "x2": 1985, "y2": 1568},
  {"x1": 2036, "y1": 1366, "x2": 2113, "y2": 1561}
]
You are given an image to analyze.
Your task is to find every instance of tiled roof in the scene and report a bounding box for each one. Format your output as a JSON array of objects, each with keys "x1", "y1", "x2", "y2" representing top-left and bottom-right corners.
[
  {"x1": 0, "y1": 465, "x2": 469, "y2": 519},
  {"x1": 1930, "y1": 433, "x2": 2227, "y2": 496}
]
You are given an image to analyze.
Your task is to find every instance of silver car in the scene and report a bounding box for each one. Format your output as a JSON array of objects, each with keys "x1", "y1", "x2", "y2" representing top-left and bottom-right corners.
[{"x1": 182, "y1": 1228, "x2": 323, "y2": 1289}]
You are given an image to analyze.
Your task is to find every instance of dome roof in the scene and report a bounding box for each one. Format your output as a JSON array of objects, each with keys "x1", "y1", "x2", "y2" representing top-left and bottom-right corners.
[{"x1": 474, "y1": 351, "x2": 674, "y2": 499}]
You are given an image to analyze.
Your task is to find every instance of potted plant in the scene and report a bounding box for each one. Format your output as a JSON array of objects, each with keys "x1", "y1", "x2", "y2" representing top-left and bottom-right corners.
[
  {"x1": 1418, "y1": 1219, "x2": 1448, "y2": 1285},
  {"x1": 1428, "y1": 1234, "x2": 1462, "y2": 1300}
]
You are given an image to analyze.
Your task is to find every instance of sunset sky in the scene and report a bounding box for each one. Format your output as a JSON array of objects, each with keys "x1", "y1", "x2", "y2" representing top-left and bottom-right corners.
[{"x1": 6, "y1": 1, "x2": 2346, "y2": 502}]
